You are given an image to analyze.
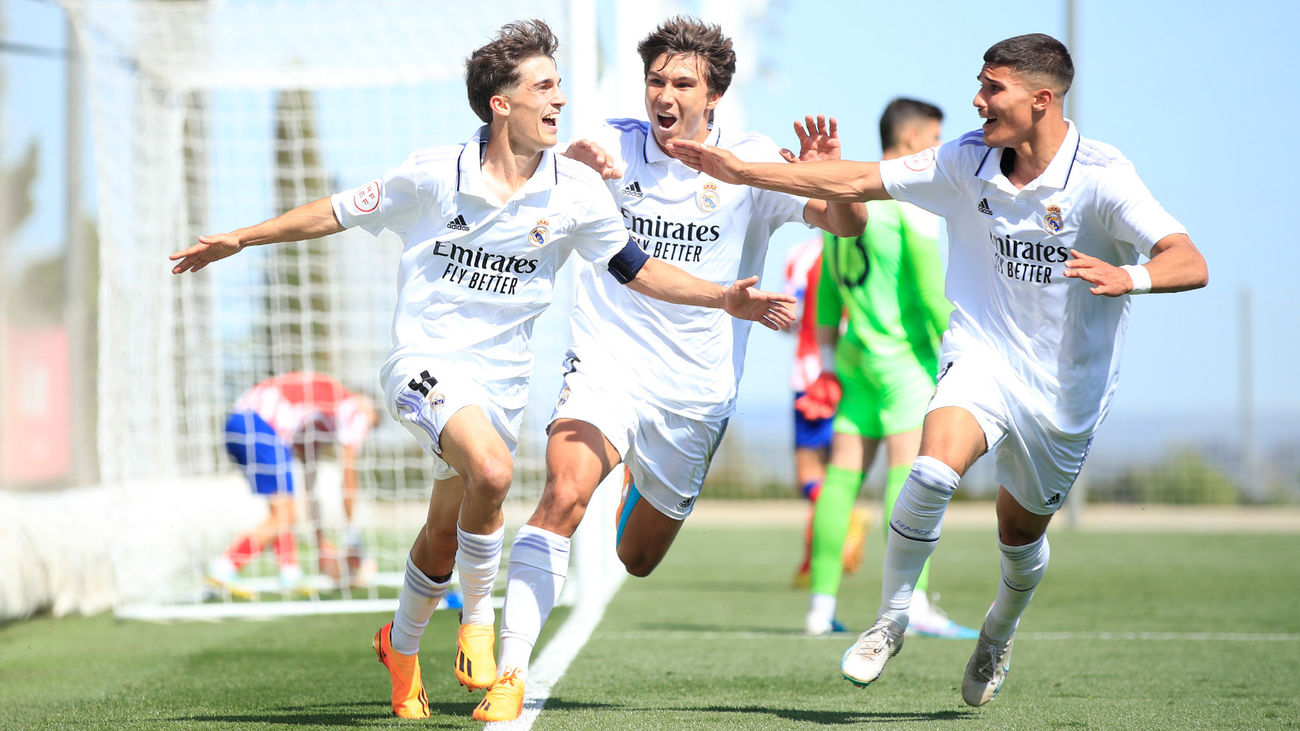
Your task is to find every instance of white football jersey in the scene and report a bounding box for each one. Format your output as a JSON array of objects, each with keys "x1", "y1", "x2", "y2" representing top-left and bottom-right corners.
[
  {"x1": 880, "y1": 121, "x2": 1185, "y2": 434},
  {"x1": 332, "y1": 126, "x2": 629, "y2": 411},
  {"x1": 568, "y1": 119, "x2": 810, "y2": 419}
]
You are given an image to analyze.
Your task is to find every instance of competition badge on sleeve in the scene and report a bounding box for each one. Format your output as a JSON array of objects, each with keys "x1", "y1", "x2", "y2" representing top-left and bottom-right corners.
[
  {"x1": 353, "y1": 180, "x2": 381, "y2": 213},
  {"x1": 697, "y1": 182, "x2": 720, "y2": 213},
  {"x1": 1043, "y1": 204, "x2": 1064, "y2": 235},
  {"x1": 528, "y1": 218, "x2": 550, "y2": 247}
]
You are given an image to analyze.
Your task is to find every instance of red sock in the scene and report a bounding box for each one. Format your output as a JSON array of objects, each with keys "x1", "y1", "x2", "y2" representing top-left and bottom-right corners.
[
  {"x1": 273, "y1": 532, "x2": 298, "y2": 567},
  {"x1": 226, "y1": 536, "x2": 261, "y2": 569}
]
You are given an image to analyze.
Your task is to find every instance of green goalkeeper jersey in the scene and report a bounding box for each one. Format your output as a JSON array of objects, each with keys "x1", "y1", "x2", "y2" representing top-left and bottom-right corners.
[{"x1": 816, "y1": 199, "x2": 952, "y2": 371}]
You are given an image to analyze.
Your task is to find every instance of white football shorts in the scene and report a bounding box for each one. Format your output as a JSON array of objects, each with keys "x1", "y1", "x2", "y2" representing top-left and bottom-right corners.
[
  {"x1": 550, "y1": 350, "x2": 728, "y2": 521},
  {"x1": 928, "y1": 353, "x2": 1094, "y2": 515},
  {"x1": 384, "y1": 360, "x2": 525, "y2": 481}
]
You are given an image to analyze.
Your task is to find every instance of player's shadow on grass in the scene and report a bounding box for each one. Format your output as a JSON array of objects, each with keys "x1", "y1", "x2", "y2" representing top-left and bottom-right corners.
[
  {"x1": 540, "y1": 699, "x2": 968, "y2": 725},
  {"x1": 688, "y1": 704, "x2": 969, "y2": 725},
  {"x1": 171, "y1": 700, "x2": 485, "y2": 727}
]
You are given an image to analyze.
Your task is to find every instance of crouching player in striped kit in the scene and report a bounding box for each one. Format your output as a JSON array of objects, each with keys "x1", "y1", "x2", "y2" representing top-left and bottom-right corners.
[{"x1": 670, "y1": 32, "x2": 1207, "y2": 707}]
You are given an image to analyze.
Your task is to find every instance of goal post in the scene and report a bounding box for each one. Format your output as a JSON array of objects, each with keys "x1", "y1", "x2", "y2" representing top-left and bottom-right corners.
[{"x1": 58, "y1": 0, "x2": 621, "y2": 620}]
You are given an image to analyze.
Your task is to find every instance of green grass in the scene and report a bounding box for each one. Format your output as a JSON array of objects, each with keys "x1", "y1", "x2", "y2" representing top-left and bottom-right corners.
[{"x1": 3, "y1": 523, "x2": 1298, "y2": 729}]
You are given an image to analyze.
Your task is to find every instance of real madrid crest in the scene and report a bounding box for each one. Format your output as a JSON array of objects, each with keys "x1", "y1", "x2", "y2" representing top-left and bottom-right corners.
[
  {"x1": 429, "y1": 391, "x2": 446, "y2": 410},
  {"x1": 528, "y1": 218, "x2": 550, "y2": 247},
  {"x1": 1043, "y1": 205, "x2": 1064, "y2": 235},
  {"x1": 697, "y1": 182, "x2": 720, "y2": 213}
]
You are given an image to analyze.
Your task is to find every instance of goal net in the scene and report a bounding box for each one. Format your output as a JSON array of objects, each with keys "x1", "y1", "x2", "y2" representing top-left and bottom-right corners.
[{"x1": 60, "y1": 0, "x2": 624, "y2": 620}]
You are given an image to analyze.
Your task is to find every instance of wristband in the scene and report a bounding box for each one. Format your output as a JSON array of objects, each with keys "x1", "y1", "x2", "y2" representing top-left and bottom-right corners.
[
  {"x1": 818, "y1": 344, "x2": 836, "y2": 371},
  {"x1": 1120, "y1": 264, "x2": 1152, "y2": 295}
]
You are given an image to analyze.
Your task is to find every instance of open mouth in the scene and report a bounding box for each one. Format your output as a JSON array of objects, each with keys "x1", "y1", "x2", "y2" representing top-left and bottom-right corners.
[
  {"x1": 656, "y1": 113, "x2": 677, "y2": 131},
  {"x1": 542, "y1": 113, "x2": 558, "y2": 130}
]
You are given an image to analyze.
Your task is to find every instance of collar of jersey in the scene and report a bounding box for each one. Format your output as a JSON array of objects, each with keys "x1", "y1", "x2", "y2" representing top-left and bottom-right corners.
[
  {"x1": 456, "y1": 124, "x2": 560, "y2": 202},
  {"x1": 975, "y1": 119, "x2": 1080, "y2": 194},
  {"x1": 644, "y1": 123, "x2": 721, "y2": 165}
]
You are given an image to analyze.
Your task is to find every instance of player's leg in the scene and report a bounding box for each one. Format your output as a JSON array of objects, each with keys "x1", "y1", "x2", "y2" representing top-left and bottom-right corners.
[
  {"x1": 494, "y1": 418, "x2": 620, "y2": 688},
  {"x1": 806, "y1": 430, "x2": 876, "y2": 635},
  {"x1": 375, "y1": 474, "x2": 461, "y2": 719},
  {"x1": 962, "y1": 488, "x2": 1052, "y2": 706},
  {"x1": 882, "y1": 425, "x2": 977, "y2": 640},
  {"x1": 964, "y1": 424, "x2": 1086, "y2": 706},
  {"x1": 435, "y1": 406, "x2": 516, "y2": 691},
  {"x1": 841, "y1": 405, "x2": 988, "y2": 687},
  {"x1": 479, "y1": 358, "x2": 632, "y2": 722},
  {"x1": 210, "y1": 412, "x2": 297, "y2": 588},
  {"x1": 614, "y1": 494, "x2": 685, "y2": 577},
  {"x1": 791, "y1": 394, "x2": 832, "y2": 586},
  {"x1": 612, "y1": 409, "x2": 727, "y2": 577}
]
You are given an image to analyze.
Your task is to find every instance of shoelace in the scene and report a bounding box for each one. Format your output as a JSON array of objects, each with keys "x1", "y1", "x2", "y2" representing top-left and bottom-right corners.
[
  {"x1": 856, "y1": 625, "x2": 895, "y2": 657},
  {"x1": 971, "y1": 639, "x2": 1004, "y2": 680}
]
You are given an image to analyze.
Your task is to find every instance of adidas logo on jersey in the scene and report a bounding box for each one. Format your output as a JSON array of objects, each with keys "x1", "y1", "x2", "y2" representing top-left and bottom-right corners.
[
  {"x1": 977, "y1": 198, "x2": 993, "y2": 216},
  {"x1": 446, "y1": 214, "x2": 470, "y2": 231},
  {"x1": 621, "y1": 181, "x2": 643, "y2": 198},
  {"x1": 677, "y1": 495, "x2": 695, "y2": 511}
]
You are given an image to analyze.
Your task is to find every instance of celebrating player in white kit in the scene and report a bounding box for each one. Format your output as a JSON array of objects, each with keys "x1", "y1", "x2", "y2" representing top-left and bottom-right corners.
[
  {"x1": 670, "y1": 32, "x2": 1207, "y2": 707},
  {"x1": 477, "y1": 16, "x2": 866, "y2": 721},
  {"x1": 170, "y1": 19, "x2": 796, "y2": 721}
]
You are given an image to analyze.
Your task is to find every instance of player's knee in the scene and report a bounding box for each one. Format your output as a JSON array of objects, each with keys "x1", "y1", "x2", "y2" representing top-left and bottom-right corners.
[
  {"x1": 467, "y1": 457, "x2": 514, "y2": 504},
  {"x1": 618, "y1": 553, "x2": 658, "y2": 578},
  {"x1": 533, "y1": 480, "x2": 590, "y2": 535}
]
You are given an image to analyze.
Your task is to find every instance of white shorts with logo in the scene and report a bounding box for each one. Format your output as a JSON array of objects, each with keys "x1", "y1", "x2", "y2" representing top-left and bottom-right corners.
[
  {"x1": 383, "y1": 359, "x2": 525, "y2": 481},
  {"x1": 928, "y1": 354, "x2": 1094, "y2": 515},
  {"x1": 550, "y1": 350, "x2": 728, "y2": 521}
]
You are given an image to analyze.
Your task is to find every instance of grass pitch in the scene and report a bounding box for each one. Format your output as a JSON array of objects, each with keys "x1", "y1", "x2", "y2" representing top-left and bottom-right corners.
[{"x1": 2, "y1": 513, "x2": 1298, "y2": 729}]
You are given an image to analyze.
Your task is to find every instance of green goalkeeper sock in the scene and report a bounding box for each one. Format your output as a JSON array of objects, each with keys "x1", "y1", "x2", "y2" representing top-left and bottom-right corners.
[{"x1": 809, "y1": 464, "x2": 864, "y2": 598}]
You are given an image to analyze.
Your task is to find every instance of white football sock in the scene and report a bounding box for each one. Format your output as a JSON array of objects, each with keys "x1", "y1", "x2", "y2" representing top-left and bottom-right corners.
[
  {"x1": 391, "y1": 553, "x2": 451, "y2": 655},
  {"x1": 983, "y1": 535, "x2": 1050, "y2": 643},
  {"x1": 808, "y1": 592, "x2": 837, "y2": 624},
  {"x1": 879, "y1": 456, "x2": 958, "y2": 626},
  {"x1": 456, "y1": 524, "x2": 505, "y2": 627},
  {"x1": 498, "y1": 525, "x2": 571, "y2": 679}
]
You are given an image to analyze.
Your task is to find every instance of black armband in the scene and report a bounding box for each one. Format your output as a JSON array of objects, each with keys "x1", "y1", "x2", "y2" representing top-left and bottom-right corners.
[{"x1": 607, "y1": 239, "x2": 649, "y2": 284}]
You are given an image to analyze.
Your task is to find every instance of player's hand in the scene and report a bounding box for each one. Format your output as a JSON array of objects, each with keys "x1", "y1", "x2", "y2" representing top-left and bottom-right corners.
[
  {"x1": 1063, "y1": 249, "x2": 1132, "y2": 297},
  {"x1": 666, "y1": 139, "x2": 746, "y2": 184},
  {"x1": 563, "y1": 139, "x2": 622, "y2": 180},
  {"x1": 170, "y1": 233, "x2": 243, "y2": 274},
  {"x1": 795, "y1": 371, "x2": 842, "y2": 419},
  {"x1": 780, "y1": 115, "x2": 842, "y2": 164},
  {"x1": 722, "y1": 276, "x2": 797, "y2": 331}
]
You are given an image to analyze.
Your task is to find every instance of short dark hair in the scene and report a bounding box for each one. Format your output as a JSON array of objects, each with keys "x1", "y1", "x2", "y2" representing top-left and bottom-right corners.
[
  {"x1": 465, "y1": 19, "x2": 560, "y2": 124},
  {"x1": 637, "y1": 16, "x2": 736, "y2": 97},
  {"x1": 879, "y1": 97, "x2": 943, "y2": 153},
  {"x1": 983, "y1": 33, "x2": 1074, "y2": 97}
]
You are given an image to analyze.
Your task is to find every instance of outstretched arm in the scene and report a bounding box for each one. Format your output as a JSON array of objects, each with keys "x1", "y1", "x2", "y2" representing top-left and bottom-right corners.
[
  {"x1": 626, "y1": 258, "x2": 796, "y2": 331},
  {"x1": 782, "y1": 115, "x2": 867, "y2": 237},
  {"x1": 1063, "y1": 233, "x2": 1209, "y2": 297},
  {"x1": 169, "y1": 196, "x2": 344, "y2": 274},
  {"x1": 668, "y1": 137, "x2": 891, "y2": 204}
]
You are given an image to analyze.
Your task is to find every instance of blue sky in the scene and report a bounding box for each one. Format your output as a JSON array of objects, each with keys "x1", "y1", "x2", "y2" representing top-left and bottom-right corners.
[{"x1": 6, "y1": 0, "x2": 1300, "y2": 452}]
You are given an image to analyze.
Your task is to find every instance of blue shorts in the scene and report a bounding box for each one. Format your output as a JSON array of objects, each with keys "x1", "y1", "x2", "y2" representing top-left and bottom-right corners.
[
  {"x1": 225, "y1": 411, "x2": 295, "y2": 496},
  {"x1": 792, "y1": 393, "x2": 834, "y2": 450}
]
